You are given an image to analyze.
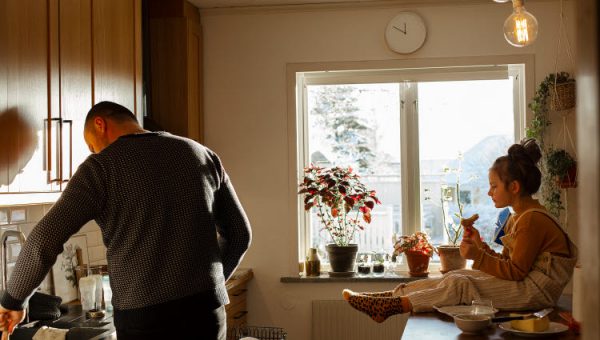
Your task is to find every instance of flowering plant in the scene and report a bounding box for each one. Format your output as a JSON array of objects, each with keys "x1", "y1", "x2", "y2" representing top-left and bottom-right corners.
[
  {"x1": 393, "y1": 231, "x2": 436, "y2": 257},
  {"x1": 298, "y1": 165, "x2": 380, "y2": 246}
]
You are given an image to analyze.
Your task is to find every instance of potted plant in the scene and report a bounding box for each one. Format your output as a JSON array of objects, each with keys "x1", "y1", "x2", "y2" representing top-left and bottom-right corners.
[
  {"x1": 393, "y1": 231, "x2": 436, "y2": 277},
  {"x1": 435, "y1": 156, "x2": 471, "y2": 273},
  {"x1": 298, "y1": 165, "x2": 380, "y2": 273},
  {"x1": 546, "y1": 148, "x2": 577, "y2": 188}
]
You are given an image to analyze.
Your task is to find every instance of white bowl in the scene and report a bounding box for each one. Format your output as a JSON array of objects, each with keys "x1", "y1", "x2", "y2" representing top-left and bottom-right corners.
[{"x1": 453, "y1": 314, "x2": 492, "y2": 334}]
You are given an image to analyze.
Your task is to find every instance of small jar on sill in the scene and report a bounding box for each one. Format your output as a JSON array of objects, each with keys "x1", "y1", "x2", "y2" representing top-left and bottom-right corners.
[
  {"x1": 356, "y1": 254, "x2": 371, "y2": 276},
  {"x1": 305, "y1": 248, "x2": 321, "y2": 277}
]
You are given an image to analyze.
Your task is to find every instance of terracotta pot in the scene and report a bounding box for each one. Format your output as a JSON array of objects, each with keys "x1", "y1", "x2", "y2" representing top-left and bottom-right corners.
[
  {"x1": 405, "y1": 251, "x2": 430, "y2": 277},
  {"x1": 326, "y1": 244, "x2": 358, "y2": 273},
  {"x1": 558, "y1": 163, "x2": 578, "y2": 188},
  {"x1": 438, "y1": 245, "x2": 466, "y2": 274}
]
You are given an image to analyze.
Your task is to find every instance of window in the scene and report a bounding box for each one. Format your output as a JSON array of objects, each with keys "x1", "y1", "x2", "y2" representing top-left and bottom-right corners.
[{"x1": 296, "y1": 65, "x2": 524, "y2": 267}]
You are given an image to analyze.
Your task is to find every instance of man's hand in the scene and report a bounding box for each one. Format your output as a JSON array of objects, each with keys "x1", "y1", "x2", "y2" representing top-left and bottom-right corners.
[
  {"x1": 459, "y1": 238, "x2": 480, "y2": 260},
  {"x1": 0, "y1": 306, "x2": 25, "y2": 340}
]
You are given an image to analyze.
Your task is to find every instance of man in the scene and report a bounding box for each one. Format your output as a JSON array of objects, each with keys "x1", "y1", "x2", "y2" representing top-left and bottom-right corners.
[{"x1": 0, "y1": 101, "x2": 252, "y2": 339}]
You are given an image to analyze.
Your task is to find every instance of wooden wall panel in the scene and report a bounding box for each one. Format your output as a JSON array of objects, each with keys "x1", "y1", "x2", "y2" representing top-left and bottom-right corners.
[{"x1": 576, "y1": 0, "x2": 599, "y2": 338}]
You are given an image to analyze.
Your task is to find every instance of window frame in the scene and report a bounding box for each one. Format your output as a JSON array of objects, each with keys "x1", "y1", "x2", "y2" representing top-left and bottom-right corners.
[{"x1": 287, "y1": 56, "x2": 532, "y2": 275}]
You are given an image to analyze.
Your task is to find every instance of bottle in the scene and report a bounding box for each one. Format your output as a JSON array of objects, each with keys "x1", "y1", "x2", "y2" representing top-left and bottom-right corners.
[{"x1": 306, "y1": 248, "x2": 321, "y2": 277}]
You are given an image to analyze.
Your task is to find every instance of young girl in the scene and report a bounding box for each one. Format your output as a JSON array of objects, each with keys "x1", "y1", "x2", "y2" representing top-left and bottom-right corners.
[{"x1": 343, "y1": 139, "x2": 578, "y2": 323}]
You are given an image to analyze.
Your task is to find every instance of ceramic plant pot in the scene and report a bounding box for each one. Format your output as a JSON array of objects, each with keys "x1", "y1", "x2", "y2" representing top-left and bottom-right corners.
[
  {"x1": 405, "y1": 251, "x2": 430, "y2": 277},
  {"x1": 326, "y1": 244, "x2": 358, "y2": 273},
  {"x1": 438, "y1": 245, "x2": 466, "y2": 274}
]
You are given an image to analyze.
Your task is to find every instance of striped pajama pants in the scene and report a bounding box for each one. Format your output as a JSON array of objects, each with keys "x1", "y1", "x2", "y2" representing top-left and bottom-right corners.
[{"x1": 392, "y1": 269, "x2": 556, "y2": 313}]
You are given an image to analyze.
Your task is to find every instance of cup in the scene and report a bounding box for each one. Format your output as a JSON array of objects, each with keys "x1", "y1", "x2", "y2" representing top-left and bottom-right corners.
[
  {"x1": 471, "y1": 299, "x2": 494, "y2": 316},
  {"x1": 79, "y1": 276, "x2": 96, "y2": 311},
  {"x1": 298, "y1": 261, "x2": 305, "y2": 277},
  {"x1": 102, "y1": 275, "x2": 113, "y2": 312}
]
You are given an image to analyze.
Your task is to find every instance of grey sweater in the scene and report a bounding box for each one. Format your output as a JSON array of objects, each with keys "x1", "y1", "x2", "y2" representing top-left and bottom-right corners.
[{"x1": 1, "y1": 132, "x2": 252, "y2": 310}]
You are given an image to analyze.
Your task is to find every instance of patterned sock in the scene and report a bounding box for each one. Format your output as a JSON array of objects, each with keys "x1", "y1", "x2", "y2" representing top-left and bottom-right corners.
[
  {"x1": 342, "y1": 290, "x2": 410, "y2": 323},
  {"x1": 342, "y1": 289, "x2": 394, "y2": 299}
]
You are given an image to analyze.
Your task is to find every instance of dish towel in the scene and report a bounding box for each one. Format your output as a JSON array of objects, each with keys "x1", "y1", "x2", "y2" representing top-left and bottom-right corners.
[{"x1": 32, "y1": 326, "x2": 68, "y2": 340}]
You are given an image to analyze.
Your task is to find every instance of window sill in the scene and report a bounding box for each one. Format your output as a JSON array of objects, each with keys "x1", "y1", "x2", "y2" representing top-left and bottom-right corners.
[{"x1": 281, "y1": 271, "x2": 443, "y2": 283}]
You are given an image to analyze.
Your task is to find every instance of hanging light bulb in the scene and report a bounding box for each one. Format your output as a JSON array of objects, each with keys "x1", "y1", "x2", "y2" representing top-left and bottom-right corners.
[{"x1": 503, "y1": 0, "x2": 538, "y2": 47}]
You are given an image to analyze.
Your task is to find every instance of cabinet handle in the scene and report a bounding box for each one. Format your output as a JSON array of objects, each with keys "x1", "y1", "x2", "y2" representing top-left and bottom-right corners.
[
  {"x1": 232, "y1": 289, "x2": 247, "y2": 297},
  {"x1": 232, "y1": 311, "x2": 248, "y2": 320},
  {"x1": 45, "y1": 118, "x2": 62, "y2": 183},
  {"x1": 61, "y1": 120, "x2": 73, "y2": 182}
]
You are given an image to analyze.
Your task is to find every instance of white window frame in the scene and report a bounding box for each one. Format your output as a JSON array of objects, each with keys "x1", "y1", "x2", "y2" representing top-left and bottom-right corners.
[{"x1": 287, "y1": 56, "x2": 533, "y2": 275}]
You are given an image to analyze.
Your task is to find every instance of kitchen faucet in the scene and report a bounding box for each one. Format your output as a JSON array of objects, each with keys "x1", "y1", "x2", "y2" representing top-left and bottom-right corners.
[{"x1": 0, "y1": 230, "x2": 29, "y2": 323}]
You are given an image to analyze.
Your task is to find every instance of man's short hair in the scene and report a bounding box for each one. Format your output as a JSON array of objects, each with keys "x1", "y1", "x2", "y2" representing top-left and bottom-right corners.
[{"x1": 85, "y1": 101, "x2": 138, "y2": 127}]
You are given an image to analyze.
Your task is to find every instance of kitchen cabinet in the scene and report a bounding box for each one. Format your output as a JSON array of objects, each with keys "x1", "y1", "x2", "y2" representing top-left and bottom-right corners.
[
  {"x1": 0, "y1": 0, "x2": 142, "y2": 205},
  {"x1": 146, "y1": 0, "x2": 203, "y2": 143}
]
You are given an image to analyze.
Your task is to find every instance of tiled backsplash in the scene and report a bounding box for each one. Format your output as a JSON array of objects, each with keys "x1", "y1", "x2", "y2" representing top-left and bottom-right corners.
[{"x1": 0, "y1": 204, "x2": 107, "y2": 295}]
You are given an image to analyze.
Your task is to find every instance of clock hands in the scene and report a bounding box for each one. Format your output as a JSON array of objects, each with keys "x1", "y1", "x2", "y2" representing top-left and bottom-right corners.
[{"x1": 393, "y1": 23, "x2": 407, "y2": 34}]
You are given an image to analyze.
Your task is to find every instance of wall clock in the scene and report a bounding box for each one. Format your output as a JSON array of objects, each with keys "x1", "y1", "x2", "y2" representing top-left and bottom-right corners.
[{"x1": 385, "y1": 12, "x2": 427, "y2": 54}]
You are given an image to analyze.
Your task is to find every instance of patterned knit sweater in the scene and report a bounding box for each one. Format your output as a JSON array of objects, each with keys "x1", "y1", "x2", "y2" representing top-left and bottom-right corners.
[{"x1": 0, "y1": 132, "x2": 252, "y2": 311}]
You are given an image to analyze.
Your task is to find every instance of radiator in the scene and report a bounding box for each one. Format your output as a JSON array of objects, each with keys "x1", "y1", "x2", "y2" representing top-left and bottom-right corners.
[{"x1": 312, "y1": 300, "x2": 409, "y2": 340}]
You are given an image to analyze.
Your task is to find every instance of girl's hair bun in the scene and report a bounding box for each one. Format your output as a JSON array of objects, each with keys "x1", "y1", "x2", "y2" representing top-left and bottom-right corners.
[{"x1": 507, "y1": 138, "x2": 542, "y2": 165}]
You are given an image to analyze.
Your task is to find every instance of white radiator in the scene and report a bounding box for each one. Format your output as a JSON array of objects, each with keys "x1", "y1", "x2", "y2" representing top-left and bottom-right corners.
[{"x1": 312, "y1": 300, "x2": 409, "y2": 340}]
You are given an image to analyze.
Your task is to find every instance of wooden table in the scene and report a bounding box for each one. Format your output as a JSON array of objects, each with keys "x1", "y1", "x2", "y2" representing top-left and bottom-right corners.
[{"x1": 402, "y1": 295, "x2": 580, "y2": 339}]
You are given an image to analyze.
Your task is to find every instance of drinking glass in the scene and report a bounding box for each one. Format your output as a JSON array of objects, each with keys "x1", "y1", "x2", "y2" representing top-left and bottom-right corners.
[
  {"x1": 298, "y1": 261, "x2": 305, "y2": 277},
  {"x1": 471, "y1": 299, "x2": 494, "y2": 315}
]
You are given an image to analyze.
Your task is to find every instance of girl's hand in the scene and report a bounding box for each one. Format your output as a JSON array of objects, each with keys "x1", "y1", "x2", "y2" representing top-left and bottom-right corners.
[{"x1": 459, "y1": 238, "x2": 480, "y2": 260}]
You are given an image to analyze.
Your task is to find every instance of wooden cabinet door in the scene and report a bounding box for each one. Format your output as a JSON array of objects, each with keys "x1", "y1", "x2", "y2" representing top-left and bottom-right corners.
[
  {"x1": 0, "y1": 0, "x2": 141, "y2": 203},
  {"x1": 59, "y1": 0, "x2": 93, "y2": 181},
  {"x1": 93, "y1": 0, "x2": 142, "y2": 117},
  {"x1": 0, "y1": 0, "x2": 58, "y2": 194}
]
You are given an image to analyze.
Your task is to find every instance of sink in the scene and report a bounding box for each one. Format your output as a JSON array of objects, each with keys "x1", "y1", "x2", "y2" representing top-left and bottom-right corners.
[
  {"x1": 1, "y1": 319, "x2": 115, "y2": 340},
  {"x1": 2, "y1": 326, "x2": 113, "y2": 340}
]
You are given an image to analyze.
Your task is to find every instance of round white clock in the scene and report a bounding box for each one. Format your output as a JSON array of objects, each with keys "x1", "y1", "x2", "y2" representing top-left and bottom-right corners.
[{"x1": 385, "y1": 12, "x2": 427, "y2": 54}]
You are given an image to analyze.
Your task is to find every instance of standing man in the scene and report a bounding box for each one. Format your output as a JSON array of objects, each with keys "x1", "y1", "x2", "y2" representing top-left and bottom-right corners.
[{"x1": 0, "y1": 101, "x2": 252, "y2": 339}]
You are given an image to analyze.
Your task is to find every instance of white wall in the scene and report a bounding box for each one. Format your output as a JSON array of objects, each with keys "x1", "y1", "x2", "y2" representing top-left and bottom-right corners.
[{"x1": 200, "y1": 2, "x2": 578, "y2": 339}]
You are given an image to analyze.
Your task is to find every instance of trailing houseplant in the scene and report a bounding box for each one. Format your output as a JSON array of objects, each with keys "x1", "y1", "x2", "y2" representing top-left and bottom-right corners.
[
  {"x1": 546, "y1": 148, "x2": 577, "y2": 189},
  {"x1": 526, "y1": 72, "x2": 577, "y2": 218},
  {"x1": 393, "y1": 231, "x2": 436, "y2": 277},
  {"x1": 298, "y1": 165, "x2": 380, "y2": 272}
]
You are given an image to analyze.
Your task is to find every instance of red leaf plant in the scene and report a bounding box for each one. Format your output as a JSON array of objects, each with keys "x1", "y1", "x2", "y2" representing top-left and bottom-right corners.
[
  {"x1": 393, "y1": 231, "x2": 437, "y2": 257},
  {"x1": 298, "y1": 165, "x2": 381, "y2": 246}
]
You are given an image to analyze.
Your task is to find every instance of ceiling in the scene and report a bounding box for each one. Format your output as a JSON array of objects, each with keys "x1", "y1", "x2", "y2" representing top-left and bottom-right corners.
[{"x1": 189, "y1": 0, "x2": 402, "y2": 10}]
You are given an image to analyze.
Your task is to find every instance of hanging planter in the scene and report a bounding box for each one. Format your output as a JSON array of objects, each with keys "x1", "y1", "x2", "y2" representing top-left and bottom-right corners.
[
  {"x1": 549, "y1": 80, "x2": 576, "y2": 111},
  {"x1": 559, "y1": 163, "x2": 578, "y2": 188},
  {"x1": 547, "y1": 148, "x2": 577, "y2": 189}
]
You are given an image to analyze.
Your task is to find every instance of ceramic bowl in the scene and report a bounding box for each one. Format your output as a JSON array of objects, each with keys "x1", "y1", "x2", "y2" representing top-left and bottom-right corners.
[{"x1": 453, "y1": 314, "x2": 492, "y2": 334}]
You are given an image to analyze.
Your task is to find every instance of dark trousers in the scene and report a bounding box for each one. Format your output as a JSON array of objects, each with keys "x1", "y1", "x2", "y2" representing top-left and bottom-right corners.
[{"x1": 113, "y1": 292, "x2": 226, "y2": 340}]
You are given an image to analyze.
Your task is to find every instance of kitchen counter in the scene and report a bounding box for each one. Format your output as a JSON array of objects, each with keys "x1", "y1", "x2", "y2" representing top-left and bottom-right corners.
[
  {"x1": 4, "y1": 269, "x2": 254, "y2": 340},
  {"x1": 4, "y1": 304, "x2": 116, "y2": 340}
]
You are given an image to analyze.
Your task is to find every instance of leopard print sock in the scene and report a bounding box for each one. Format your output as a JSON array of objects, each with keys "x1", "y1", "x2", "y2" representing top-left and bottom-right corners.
[
  {"x1": 345, "y1": 292, "x2": 408, "y2": 323},
  {"x1": 342, "y1": 289, "x2": 394, "y2": 299}
]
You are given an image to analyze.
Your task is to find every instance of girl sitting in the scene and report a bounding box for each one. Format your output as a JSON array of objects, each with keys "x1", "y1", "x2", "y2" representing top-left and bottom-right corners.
[{"x1": 343, "y1": 139, "x2": 578, "y2": 323}]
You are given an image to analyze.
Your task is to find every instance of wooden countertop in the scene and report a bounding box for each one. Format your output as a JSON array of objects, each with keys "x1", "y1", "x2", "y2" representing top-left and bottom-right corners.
[
  {"x1": 402, "y1": 295, "x2": 579, "y2": 339},
  {"x1": 226, "y1": 268, "x2": 253, "y2": 292}
]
